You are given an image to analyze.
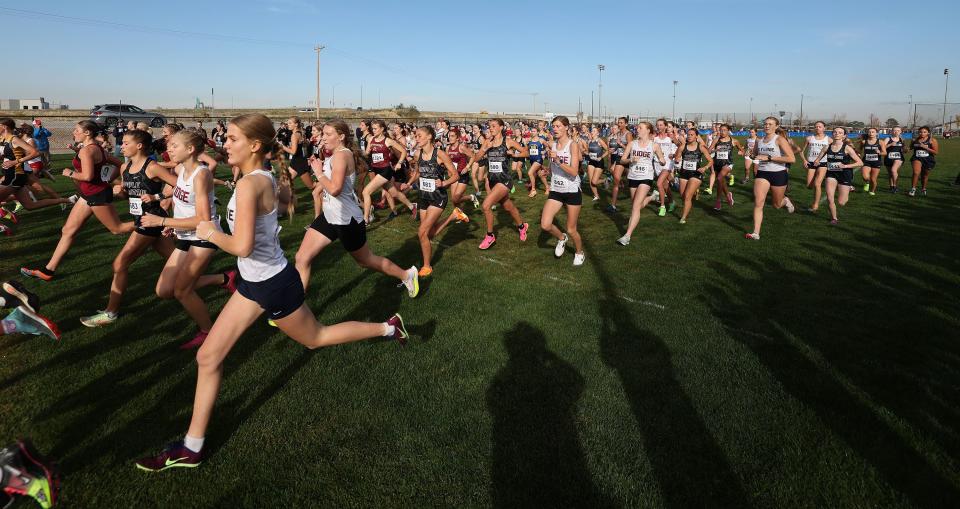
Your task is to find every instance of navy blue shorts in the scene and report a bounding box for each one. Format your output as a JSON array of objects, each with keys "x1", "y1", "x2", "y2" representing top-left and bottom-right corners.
[
  {"x1": 237, "y1": 263, "x2": 305, "y2": 321},
  {"x1": 756, "y1": 170, "x2": 788, "y2": 187}
]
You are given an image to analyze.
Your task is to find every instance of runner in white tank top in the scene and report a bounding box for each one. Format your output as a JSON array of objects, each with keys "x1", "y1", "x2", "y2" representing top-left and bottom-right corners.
[
  {"x1": 653, "y1": 119, "x2": 678, "y2": 217},
  {"x1": 617, "y1": 121, "x2": 666, "y2": 246},
  {"x1": 746, "y1": 117, "x2": 796, "y2": 240},
  {"x1": 541, "y1": 117, "x2": 585, "y2": 266},
  {"x1": 803, "y1": 121, "x2": 830, "y2": 212},
  {"x1": 136, "y1": 114, "x2": 412, "y2": 474},
  {"x1": 295, "y1": 122, "x2": 419, "y2": 297},
  {"x1": 226, "y1": 169, "x2": 286, "y2": 282},
  {"x1": 743, "y1": 129, "x2": 759, "y2": 183},
  {"x1": 172, "y1": 163, "x2": 220, "y2": 241}
]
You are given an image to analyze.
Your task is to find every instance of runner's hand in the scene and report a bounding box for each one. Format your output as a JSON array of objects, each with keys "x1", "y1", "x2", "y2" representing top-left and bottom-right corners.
[
  {"x1": 140, "y1": 213, "x2": 165, "y2": 227},
  {"x1": 196, "y1": 221, "x2": 217, "y2": 240}
]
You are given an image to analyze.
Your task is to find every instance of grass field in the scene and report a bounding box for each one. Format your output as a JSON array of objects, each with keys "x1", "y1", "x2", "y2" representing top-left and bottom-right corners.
[{"x1": 1, "y1": 142, "x2": 959, "y2": 508}]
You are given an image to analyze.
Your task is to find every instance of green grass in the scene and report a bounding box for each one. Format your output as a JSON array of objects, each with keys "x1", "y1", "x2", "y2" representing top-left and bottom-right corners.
[{"x1": 1, "y1": 143, "x2": 959, "y2": 507}]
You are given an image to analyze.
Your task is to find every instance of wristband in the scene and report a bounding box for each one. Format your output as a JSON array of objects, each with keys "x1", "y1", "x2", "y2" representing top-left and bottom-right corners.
[{"x1": 205, "y1": 230, "x2": 216, "y2": 241}]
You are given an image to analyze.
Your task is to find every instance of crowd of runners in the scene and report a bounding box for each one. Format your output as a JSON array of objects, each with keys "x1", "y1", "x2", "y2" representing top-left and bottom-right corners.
[{"x1": 0, "y1": 110, "x2": 952, "y2": 505}]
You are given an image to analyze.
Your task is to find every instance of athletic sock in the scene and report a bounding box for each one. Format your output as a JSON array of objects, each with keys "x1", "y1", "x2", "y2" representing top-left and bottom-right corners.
[
  {"x1": 184, "y1": 435, "x2": 204, "y2": 453},
  {"x1": 487, "y1": 231, "x2": 494, "y2": 237},
  {"x1": 382, "y1": 323, "x2": 396, "y2": 337}
]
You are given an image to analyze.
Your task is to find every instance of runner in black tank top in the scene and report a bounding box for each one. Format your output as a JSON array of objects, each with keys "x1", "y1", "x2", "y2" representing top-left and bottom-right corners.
[
  {"x1": 707, "y1": 124, "x2": 744, "y2": 211},
  {"x1": 860, "y1": 127, "x2": 883, "y2": 194},
  {"x1": 810, "y1": 127, "x2": 863, "y2": 224},
  {"x1": 470, "y1": 118, "x2": 529, "y2": 250},
  {"x1": 399, "y1": 126, "x2": 467, "y2": 277},
  {"x1": 673, "y1": 128, "x2": 713, "y2": 224},
  {"x1": 881, "y1": 126, "x2": 905, "y2": 193},
  {"x1": 279, "y1": 118, "x2": 321, "y2": 217},
  {"x1": 908, "y1": 126, "x2": 938, "y2": 196}
]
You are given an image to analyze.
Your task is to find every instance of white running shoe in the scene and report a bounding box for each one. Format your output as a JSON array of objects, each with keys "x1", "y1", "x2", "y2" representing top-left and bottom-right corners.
[
  {"x1": 744, "y1": 232, "x2": 760, "y2": 240},
  {"x1": 554, "y1": 233, "x2": 568, "y2": 258},
  {"x1": 783, "y1": 197, "x2": 795, "y2": 214},
  {"x1": 402, "y1": 266, "x2": 419, "y2": 298},
  {"x1": 652, "y1": 190, "x2": 660, "y2": 202},
  {"x1": 573, "y1": 252, "x2": 585, "y2": 266},
  {"x1": 616, "y1": 235, "x2": 630, "y2": 246}
]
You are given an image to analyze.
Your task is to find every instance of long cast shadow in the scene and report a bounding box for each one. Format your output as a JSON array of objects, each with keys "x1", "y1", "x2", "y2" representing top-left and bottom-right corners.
[{"x1": 487, "y1": 321, "x2": 616, "y2": 508}]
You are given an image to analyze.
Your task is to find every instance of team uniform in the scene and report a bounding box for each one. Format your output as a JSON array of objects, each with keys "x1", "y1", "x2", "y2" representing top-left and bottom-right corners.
[
  {"x1": 805, "y1": 135, "x2": 830, "y2": 169},
  {"x1": 308, "y1": 147, "x2": 367, "y2": 252},
  {"x1": 368, "y1": 137, "x2": 395, "y2": 181},
  {"x1": 527, "y1": 140, "x2": 544, "y2": 166},
  {"x1": 713, "y1": 139, "x2": 734, "y2": 171},
  {"x1": 548, "y1": 140, "x2": 581, "y2": 205},
  {"x1": 862, "y1": 140, "x2": 882, "y2": 169},
  {"x1": 172, "y1": 164, "x2": 220, "y2": 250},
  {"x1": 122, "y1": 160, "x2": 167, "y2": 237},
  {"x1": 586, "y1": 139, "x2": 605, "y2": 170},
  {"x1": 74, "y1": 145, "x2": 116, "y2": 206},
  {"x1": 755, "y1": 135, "x2": 789, "y2": 187},
  {"x1": 910, "y1": 139, "x2": 936, "y2": 171},
  {"x1": 824, "y1": 144, "x2": 853, "y2": 185},
  {"x1": 226, "y1": 169, "x2": 303, "y2": 320},
  {"x1": 486, "y1": 138, "x2": 513, "y2": 189},
  {"x1": 0, "y1": 135, "x2": 27, "y2": 189},
  {"x1": 653, "y1": 134, "x2": 676, "y2": 175},
  {"x1": 744, "y1": 137, "x2": 758, "y2": 166},
  {"x1": 625, "y1": 140, "x2": 656, "y2": 188},
  {"x1": 289, "y1": 134, "x2": 310, "y2": 176},
  {"x1": 608, "y1": 132, "x2": 626, "y2": 167},
  {"x1": 448, "y1": 144, "x2": 470, "y2": 185},
  {"x1": 416, "y1": 148, "x2": 448, "y2": 210},
  {"x1": 884, "y1": 137, "x2": 904, "y2": 168},
  {"x1": 677, "y1": 143, "x2": 705, "y2": 180}
]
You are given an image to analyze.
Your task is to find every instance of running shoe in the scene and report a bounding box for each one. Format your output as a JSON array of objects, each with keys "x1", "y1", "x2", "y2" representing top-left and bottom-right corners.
[
  {"x1": 2, "y1": 280, "x2": 40, "y2": 312},
  {"x1": 19, "y1": 267, "x2": 52, "y2": 282},
  {"x1": 726, "y1": 192, "x2": 734, "y2": 206},
  {"x1": 1, "y1": 444, "x2": 56, "y2": 509},
  {"x1": 220, "y1": 268, "x2": 239, "y2": 294},
  {"x1": 744, "y1": 232, "x2": 760, "y2": 240},
  {"x1": 908, "y1": 187, "x2": 916, "y2": 197},
  {"x1": 401, "y1": 267, "x2": 419, "y2": 298},
  {"x1": 728, "y1": 174, "x2": 735, "y2": 186},
  {"x1": 366, "y1": 212, "x2": 377, "y2": 224},
  {"x1": 80, "y1": 310, "x2": 118, "y2": 328},
  {"x1": 0, "y1": 208, "x2": 18, "y2": 224},
  {"x1": 605, "y1": 204, "x2": 617, "y2": 213},
  {"x1": 921, "y1": 188, "x2": 927, "y2": 197},
  {"x1": 869, "y1": 191, "x2": 876, "y2": 196},
  {"x1": 527, "y1": 190, "x2": 537, "y2": 198},
  {"x1": 387, "y1": 313, "x2": 408, "y2": 346},
  {"x1": 469, "y1": 193, "x2": 480, "y2": 208},
  {"x1": 783, "y1": 197, "x2": 795, "y2": 214},
  {"x1": 179, "y1": 330, "x2": 208, "y2": 350},
  {"x1": 517, "y1": 223, "x2": 529, "y2": 242},
  {"x1": 572, "y1": 252, "x2": 585, "y2": 266},
  {"x1": 453, "y1": 208, "x2": 469, "y2": 223},
  {"x1": 668, "y1": 202, "x2": 677, "y2": 213},
  {"x1": 135, "y1": 441, "x2": 203, "y2": 472},
  {"x1": 0, "y1": 225, "x2": 10, "y2": 236},
  {"x1": 704, "y1": 187, "x2": 713, "y2": 195},
  {"x1": 418, "y1": 266, "x2": 433, "y2": 278},
  {"x1": 713, "y1": 203, "x2": 722, "y2": 211},
  {"x1": 3, "y1": 307, "x2": 60, "y2": 341},
  {"x1": 479, "y1": 234, "x2": 496, "y2": 250},
  {"x1": 679, "y1": 219, "x2": 687, "y2": 224},
  {"x1": 652, "y1": 190, "x2": 660, "y2": 203},
  {"x1": 658, "y1": 206, "x2": 666, "y2": 217},
  {"x1": 387, "y1": 210, "x2": 399, "y2": 219},
  {"x1": 410, "y1": 203, "x2": 418, "y2": 219},
  {"x1": 616, "y1": 235, "x2": 630, "y2": 246},
  {"x1": 592, "y1": 196, "x2": 600, "y2": 202},
  {"x1": 554, "y1": 233, "x2": 568, "y2": 257},
  {"x1": 830, "y1": 218, "x2": 839, "y2": 225},
  {"x1": 15, "y1": 440, "x2": 59, "y2": 509},
  {"x1": 12, "y1": 201, "x2": 24, "y2": 214},
  {"x1": 891, "y1": 186, "x2": 899, "y2": 194},
  {"x1": 863, "y1": 183, "x2": 870, "y2": 192},
  {"x1": 267, "y1": 319, "x2": 277, "y2": 327}
]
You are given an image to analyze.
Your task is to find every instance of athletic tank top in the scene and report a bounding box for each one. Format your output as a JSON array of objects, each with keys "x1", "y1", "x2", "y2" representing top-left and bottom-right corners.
[
  {"x1": 122, "y1": 159, "x2": 164, "y2": 217},
  {"x1": 486, "y1": 137, "x2": 510, "y2": 174},
  {"x1": 885, "y1": 137, "x2": 903, "y2": 160},
  {"x1": 626, "y1": 140, "x2": 655, "y2": 181},
  {"x1": 368, "y1": 136, "x2": 392, "y2": 168},
  {"x1": 746, "y1": 137, "x2": 757, "y2": 154},
  {"x1": 714, "y1": 139, "x2": 734, "y2": 164},
  {"x1": 447, "y1": 144, "x2": 468, "y2": 172},
  {"x1": 358, "y1": 134, "x2": 368, "y2": 153},
  {"x1": 607, "y1": 134, "x2": 622, "y2": 156},
  {"x1": 0, "y1": 135, "x2": 21, "y2": 175},
  {"x1": 654, "y1": 135, "x2": 676, "y2": 160},
  {"x1": 587, "y1": 139, "x2": 603, "y2": 162},
  {"x1": 321, "y1": 147, "x2": 364, "y2": 225},
  {"x1": 417, "y1": 147, "x2": 447, "y2": 200},
  {"x1": 22, "y1": 139, "x2": 41, "y2": 170},
  {"x1": 911, "y1": 138, "x2": 934, "y2": 161},
  {"x1": 806, "y1": 135, "x2": 830, "y2": 163},
  {"x1": 862, "y1": 140, "x2": 881, "y2": 163},
  {"x1": 72, "y1": 144, "x2": 114, "y2": 195},
  {"x1": 172, "y1": 164, "x2": 219, "y2": 240},
  {"x1": 825, "y1": 144, "x2": 850, "y2": 169},
  {"x1": 679, "y1": 143, "x2": 703, "y2": 172},
  {"x1": 226, "y1": 170, "x2": 287, "y2": 283},
  {"x1": 289, "y1": 131, "x2": 307, "y2": 161},
  {"x1": 549, "y1": 140, "x2": 580, "y2": 193},
  {"x1": 757, "y1": 135, "x2": 786, "y2": 172},
  {"x1": 527, "y1": 140, "x2": 544, "y2": 160}
]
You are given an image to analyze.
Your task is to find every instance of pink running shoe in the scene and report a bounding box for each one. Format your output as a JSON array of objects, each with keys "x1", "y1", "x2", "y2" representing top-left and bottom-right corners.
[
  {"x1": 727, "y1": 192, "x2": 734, "y2": 206},
  {"x1": 479, "y1": 234, "x2": 496, "y2": 250},
  {"x1": 220, "y1": 268, "x2": 238, "y2": 293},
  {"x1": 179, "y1": 330, "x2": 208, "y2": 350},
  {"x1": 518, "y1": 222, "x2": 529, "y2": 242}
]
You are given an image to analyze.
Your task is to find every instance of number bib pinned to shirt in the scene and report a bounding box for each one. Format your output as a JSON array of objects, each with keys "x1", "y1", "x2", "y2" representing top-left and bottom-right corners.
[
  {"x1": 419, "y1": 178, "x2": 437, "y2": 192},
  {"x1": 371, "y1": 153, "x2": 385, "y2": 164},
  {"x1": 865, "y1": 154, "x2": 879, "y2": 161},
  {"x1": 128, "y1": 197, "x2": 143, "y2": 216},
  {"x1": 716, "y1": 150, "x2": 730, "y2": 160},
  {"x1": 682, "y1": 160, "x2": 696, "y2": 172},
  {"x1": 916, "y1": 150, "x2": 929, "y2": 158},
  {"x1": 488, "y1": 161, "x2": 503, "y2": 173}
]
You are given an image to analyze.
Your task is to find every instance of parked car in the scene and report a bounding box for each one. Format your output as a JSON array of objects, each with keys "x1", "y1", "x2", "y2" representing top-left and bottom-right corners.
[
  {"x1": 89, "y1": 104, "x2": 166, "y2": 128},
  {"x1": 298, "y1": 107, "x2": 317, "y2": 113}
]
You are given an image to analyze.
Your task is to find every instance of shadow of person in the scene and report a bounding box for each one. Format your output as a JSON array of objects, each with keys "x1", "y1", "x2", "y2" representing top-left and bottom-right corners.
[{"x1": 487, "y1": 322, "x2": 616, "y2": 508}]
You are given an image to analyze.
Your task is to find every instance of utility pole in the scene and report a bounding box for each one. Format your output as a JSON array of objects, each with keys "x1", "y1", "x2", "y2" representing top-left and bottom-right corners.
[
  {"x1": 314, "y1": 45, "x2": 324, "y2": 120},
  {"x1": 943, "y1": 68, "x2": 950, "y2": 134},
  {"x1": 907, "y1": 94, "x2": 912, "y2": 127},
  {"x1": 591, "y1": 90, "x2": 594, "y2": 120},
  {"x1": 672, "y1": 80, "x2": 678, "y2": 120},
  {"x1": 211, "y1": 88, "x2": 214, "y2": 110},
  {"x1": 360, "y1": 84, "x2": 363, "y2": 110},
  {"x1": 749, "y1": 97, "x2": 753, "y2": 124},
  {"x1": 598, "y1": 64, "x2": 605, "y2": 122},
  {"x1": 799, "y1": 94, "x2": 804, "y2": 127}
]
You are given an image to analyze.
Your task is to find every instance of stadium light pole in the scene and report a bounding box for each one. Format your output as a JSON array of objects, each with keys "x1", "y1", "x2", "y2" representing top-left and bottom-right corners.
[
  {"x1": 360, "y1": 84, "x2": 363, "y2": 110},
  {"x1": 943, "y1": 68, "x2": 950, "y2": 134},
  {"x1": 598, "y1": 64, "x2": 605, "y2": 122},
  {"x1": 331, "y1": 83, "x2": 339, "y2": 108},
  {"x1": 799, "y1": 94, "x2": 804, "y2": 127},
  {"x1": 314, "y1": 45, "x2": 324, "y2": 120},
  {"x1": 672, "y1": 81, "x2": 678, "y2": 120},
  {"x1": 749, "y1": 97, "x2": 753, "y2": 124},
  {"x1": 907, "y1": 94, "x2": 912, "y2": 128}
]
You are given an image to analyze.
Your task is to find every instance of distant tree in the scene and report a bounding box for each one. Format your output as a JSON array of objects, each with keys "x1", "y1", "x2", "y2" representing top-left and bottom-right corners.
[
  {"x1": 885, "y1": 118, "x2": 899, "y2": 127},
  {"x1": 868, "y1": 114, "x2": 880, "y2": 127},
  {"x1": 394, "y1": 103, "x2": 420, "y2": 119},
  {"x1": 830, "y1": 113, "x2": 847, "y2": 125},
  {"x1": 848, "y1": 120, "x2": 865, "y2": 129}
]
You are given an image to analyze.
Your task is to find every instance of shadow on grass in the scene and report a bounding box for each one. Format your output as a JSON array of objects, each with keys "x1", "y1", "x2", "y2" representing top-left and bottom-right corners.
[
  {"x1": 487, "y1": 321, "x2": 616, "y2": 508},
  {"x1": 587, "y1": 242, "x2": 751, "y2": 508}
]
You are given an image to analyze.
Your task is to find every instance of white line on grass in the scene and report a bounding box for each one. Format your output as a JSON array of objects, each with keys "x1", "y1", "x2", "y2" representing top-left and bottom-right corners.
[{"x1": 618, "y1": 295, "x2": 666, "y2": 310}]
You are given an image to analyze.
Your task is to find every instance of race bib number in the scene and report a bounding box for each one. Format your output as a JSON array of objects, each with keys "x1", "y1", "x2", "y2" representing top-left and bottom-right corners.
[
  {"x1": 865, "y1": 154, "x2": 879, "y2": 161},
  {"x1": 716, "y1": 151, "x2": 730, "y2": 160},
  {"x1": 419, "y1": 177, "x2": 437, "y2": 192},
  {"x1": 916, "y1": 150, "x2": 929, "y2": 158},
  {"x1": 100, "y1": 164, "x2": 116, "y2": 182},
  {"x1": 589, "y1": 152, "x2": 599, "y2": 160},
  {"x1": 682, "y1": 161, "x2": 696, "y2": 171},
  {"x1": 489, "y1": 161, "x2": 503, "y2": 173},
  {"x1": 828, "y1": 162, "x2": 842, "y2": 170},
  {"x1": 128, "y1": 197, "x2": 143, "y2": 216},
  {"x1": 371, "y1": 153, "x2": 385, "y2": 164},
  {"x1": 552, "y1": 177, "x2": 566, "y2": 190},
  {"x1": 888, "y1": 152, "x2": 901, "y2": 160},
  {"x1": 529, "y1": 147, "x2": 539, "y2": 156}
]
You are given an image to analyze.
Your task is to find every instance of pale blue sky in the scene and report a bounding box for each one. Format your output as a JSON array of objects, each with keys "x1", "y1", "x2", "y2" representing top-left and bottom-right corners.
[{"x1": 3, "y1": 0, "x2": 958, "y2": 122}]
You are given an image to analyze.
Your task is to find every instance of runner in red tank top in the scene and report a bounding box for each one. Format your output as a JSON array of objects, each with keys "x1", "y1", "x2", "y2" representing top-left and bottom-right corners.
[{"x1": 360, "y1": 120, "x2": 416, "y2": 223}]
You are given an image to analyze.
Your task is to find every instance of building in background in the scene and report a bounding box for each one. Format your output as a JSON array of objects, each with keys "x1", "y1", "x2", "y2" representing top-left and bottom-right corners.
[{"x1": 1, "y1": 98, "x2": 61, "y2": 110}]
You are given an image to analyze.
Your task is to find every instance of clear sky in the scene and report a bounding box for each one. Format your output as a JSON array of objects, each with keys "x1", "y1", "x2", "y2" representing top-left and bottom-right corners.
[{"x1": 4, "y1": 0, "x2": 959, "y2": 123}]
